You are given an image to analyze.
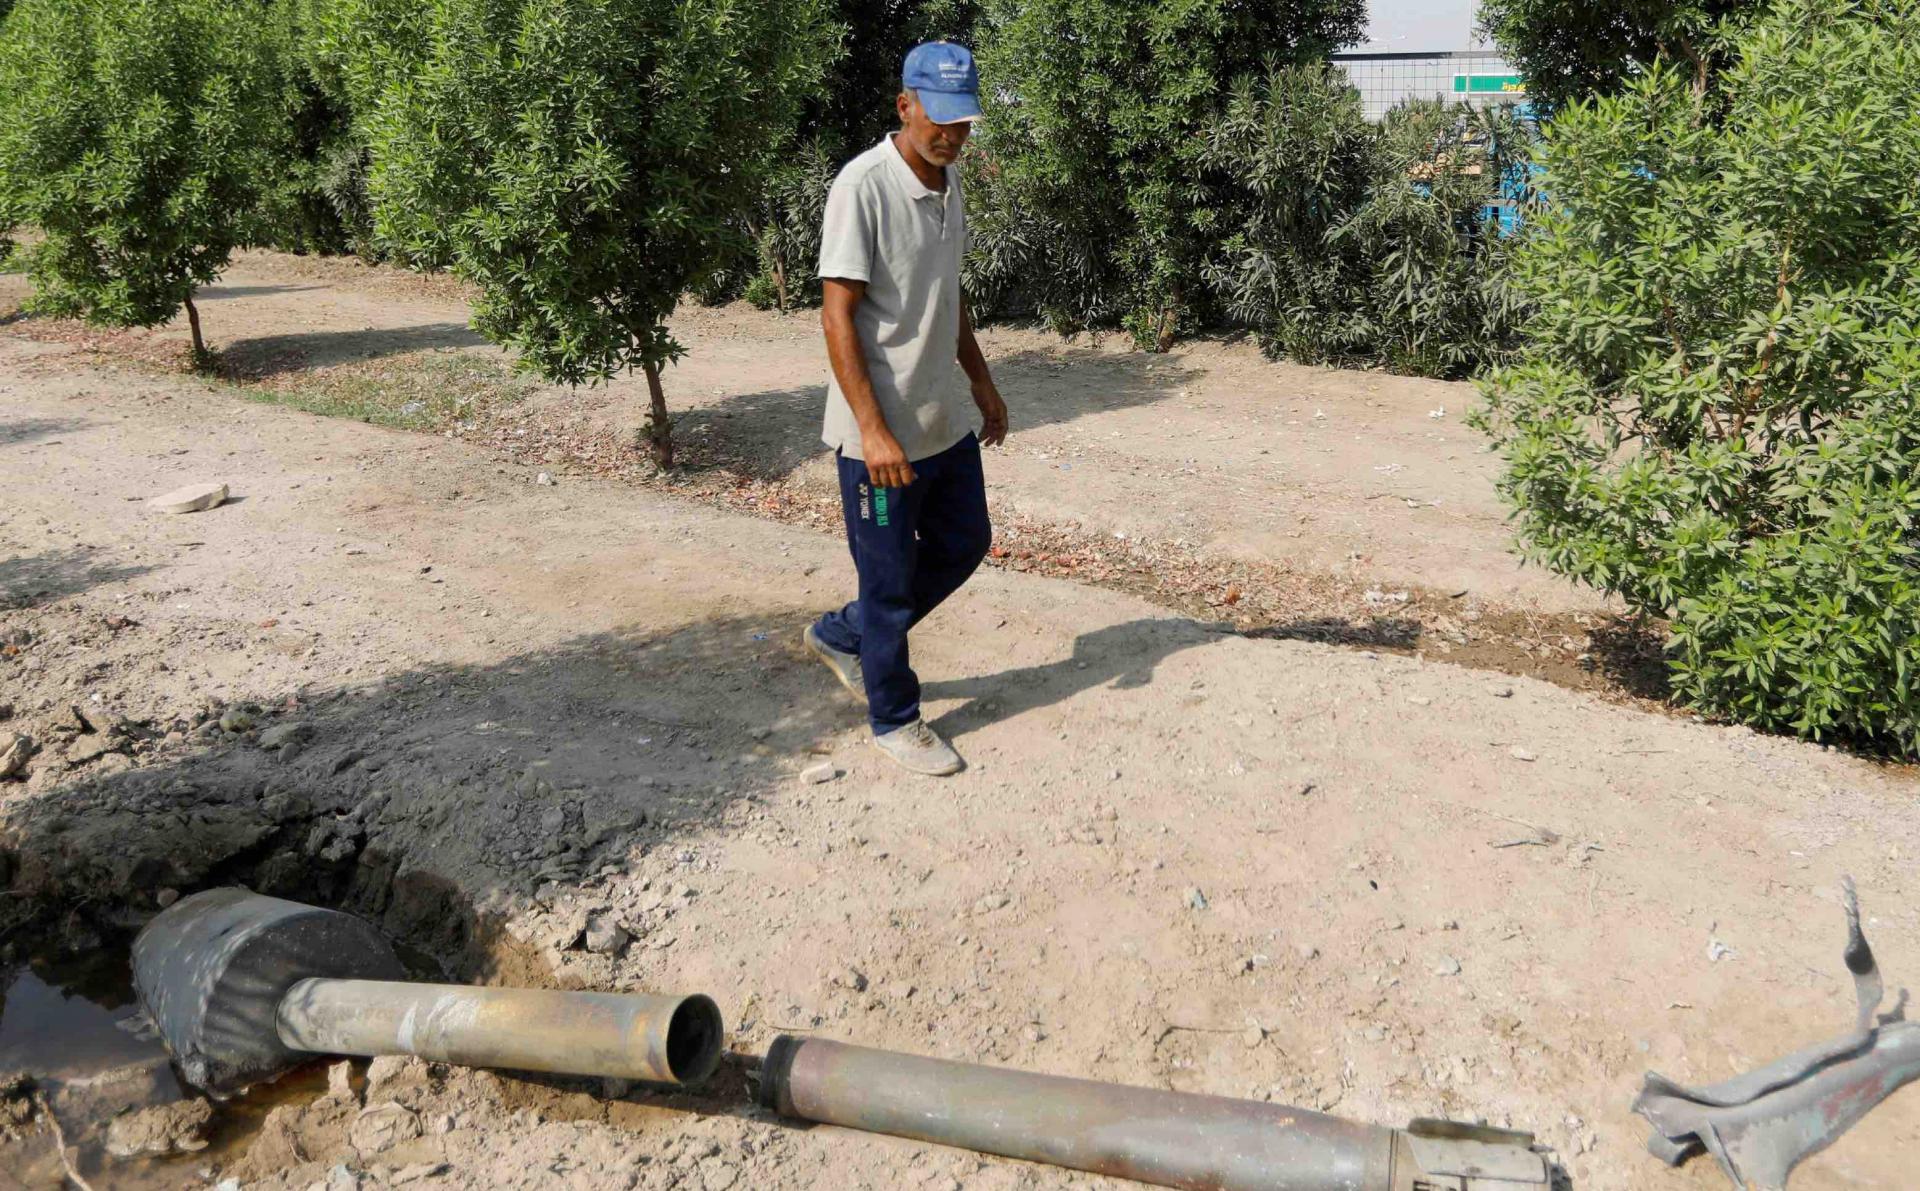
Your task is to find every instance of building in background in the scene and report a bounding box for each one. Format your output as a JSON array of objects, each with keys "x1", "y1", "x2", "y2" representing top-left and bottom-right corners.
[
  {"x1": 1334, "y1": 1, "x2": 1525, "y2": 120},
  {"x1": 1331, "y1": 50, "x2": 1524, "y2": 121}
]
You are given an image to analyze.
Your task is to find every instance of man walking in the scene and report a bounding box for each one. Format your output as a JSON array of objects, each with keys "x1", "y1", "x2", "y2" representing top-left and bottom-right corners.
[{"x1": 802, "y1": 41, "x2": 1008, "y2": 777}]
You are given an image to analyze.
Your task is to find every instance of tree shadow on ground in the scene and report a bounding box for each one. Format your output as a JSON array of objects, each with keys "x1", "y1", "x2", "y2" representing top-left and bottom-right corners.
[
  {"x1": 218, "y1": 323, "x2": 490, "y2": 381},
  {"x1": 0, "y1": 547, "x2": 153, "y2": 610},
  {"x1": 673, "y1": 347, "x2": 1201, "y2": 482},
  {"x1": 196, "y1": 285, "x2": 325, "y2": 303},
  {"x1": 0, "y1": 417, "x2": 87, "y2": 446}
]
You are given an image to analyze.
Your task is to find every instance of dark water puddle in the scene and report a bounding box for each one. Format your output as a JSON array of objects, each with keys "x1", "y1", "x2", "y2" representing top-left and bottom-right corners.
[
  {"x1": 0, "y1": 951, "x2": 328, "y2": 1189},
  {"x1": 1, "y1": 950, "x2": 164, "y2": 1081}
]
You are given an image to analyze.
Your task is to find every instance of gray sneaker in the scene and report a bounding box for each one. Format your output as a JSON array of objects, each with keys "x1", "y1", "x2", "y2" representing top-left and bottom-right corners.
[
  {"x1": 803, "y1": 624, "x2": 866, "y2": 706},
  {"x1": 872, "y1": 719, "x2": 964, "y2": 776}
]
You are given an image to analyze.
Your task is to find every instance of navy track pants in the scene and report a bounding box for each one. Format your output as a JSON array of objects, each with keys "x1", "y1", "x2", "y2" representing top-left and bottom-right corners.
[{"x1": 812, "y1": 433, "x2": 991, "y2": 734}]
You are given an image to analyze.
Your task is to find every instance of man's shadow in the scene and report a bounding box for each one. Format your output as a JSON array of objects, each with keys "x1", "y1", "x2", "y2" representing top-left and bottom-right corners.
[{"x1": 922, "y1": 617, "x2": 1221, "y2": 736}]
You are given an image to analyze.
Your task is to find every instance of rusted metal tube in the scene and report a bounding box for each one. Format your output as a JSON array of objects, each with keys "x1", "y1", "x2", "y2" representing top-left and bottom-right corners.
[
  {"x1": 277, "y1": 978, "x2": 723, "y2": 1086},
  {"x1": 757, "y1": 1037, "x2": 1547, "y2": 1190}
]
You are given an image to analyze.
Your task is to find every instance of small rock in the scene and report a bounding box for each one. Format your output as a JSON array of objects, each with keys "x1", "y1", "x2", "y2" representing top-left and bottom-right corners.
[
  {"x1": 1707, "y1": 937, "x2": 1736, "y2": 963},
  {"x1": 148, "y1": 481, "x2": 229, "y2": 515},
  {"x1": 219, "y1": 707, "x2": 256, "y2": 733},
  {"x1": 258, "y1": 722, "x2": 315, "y2": 750},
  {"x1": 971, "y1": 892, "x2": 1010, "y2": 916},
  {"x1": 1022, "y1": 1024, "x2": 1045, "y2": 1043},
  {"x1": 698, "y1": 1158, "x2": 739, "y2": 1191},
  {"x1": 155, "y1": 887, "x2": 180, "y2": 909},
  {"x1": 1225, "y1": 956, "x2": 1253, "y2": 976},
  {"x1": 1488, "y1": 684, "x2": 1514, "y2": 698},
  {"x1": 72, "y1": 703, "x2": 116, "y2": 735},
  {"x1": 320, "y1": 1164, "x2": 363, "y2": 1191},
  {"x1": 364, "y1": 1055, "x2": 414, "y2": 1089},
  {"x1": 800, "y1": 761, "x2": 839, "y2": 785},
  {"x1": 66, "y1": 734, "x2": 120, "y2": 765},
  {"x1": 1433, "y1": 956, "x2": 1462, "y2": 977},
  {"x1": 389, "y1": 1164, "x2": 448, "y2": 1186},
  {"x1": 1508, "y1": 746, "x2": 1537, "y2": 762},
  {"x1": 1405, "y1": 695, "x2": 1432, "y2": 707},
  {"x1": 0, "y1": 734, "x2": 31, "y2": 779},
  {"x1": 1185, "y1": 887, "x2": 1208, "y2": 911},
  {"x1": 1294, "y1": 942, "x2": 1319, "y2": 961},
  {"x1": 583, "y1": 914, "x2": 630, "y2": 956},
  {"x1": 539, "y1": 806, "x2": 568, "y2": 834},
  {"x1": 1437, "y1": 918, "x2": 1459, "y2": 931},
  {"x1": 885, "y1": 981, "x2": 916, "y2": 1001},
  {"x1": 325, "y1": 1060, "x2": 357, "y2": 1104},
  {"x1": 1363, "y1": 1026, "x2": 1388, "y2": 1042},
  {"x1": 536, "y1": 471, "x2": 555, "y2": 487},
  {"x1": 1242, "y1": 1024, "x2": 1265, "y2": 1049},
  {"x1": 832, "y1": 967, "x2": 868, "y2": 992},
  {"x1": 349, "y1": 1102, "x2": 422, "y2": 1155},
  {"x1": 104, "y1": 1097, "x2": 214, "y2": 1158}
]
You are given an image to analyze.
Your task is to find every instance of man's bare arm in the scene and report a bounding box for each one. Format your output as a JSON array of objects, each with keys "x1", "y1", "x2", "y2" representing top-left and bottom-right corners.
[
  {"x1": 958, "y1": 299, "x2": 1007, "y2": 447},
  {"x1": 822, "y1": 277, "x2": 916, "y2": 488}
]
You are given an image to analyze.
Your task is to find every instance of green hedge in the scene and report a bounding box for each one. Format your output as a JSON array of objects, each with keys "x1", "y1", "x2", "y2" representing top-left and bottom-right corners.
[{"x1": 1474, "y1": 0, "x2": 1920, "y2": 750}]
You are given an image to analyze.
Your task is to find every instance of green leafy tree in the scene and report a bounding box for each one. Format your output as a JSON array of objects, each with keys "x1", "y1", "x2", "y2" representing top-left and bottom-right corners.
[
  {"x1": 1473, "y1": 0, "x2": 1920, "y2": 749},
  {"x1": 1203, "y1": 65, "x2": 1533, "y2": 376},
  {"x1": 973, "y1": 0, "x2": 1365, "y2": 350},
  {"x1": 253, "y1": 0, "x2": 377, "y2": 258},
  {"x1": 339, "y1": 0, "x2": 836, "y2": 466},
  {"x1": 0, "y1": 0, "x2": 287, "y2": 362},
  {"x1": 1477, "y1": 0, "x2": 1761, "y2": 111}
]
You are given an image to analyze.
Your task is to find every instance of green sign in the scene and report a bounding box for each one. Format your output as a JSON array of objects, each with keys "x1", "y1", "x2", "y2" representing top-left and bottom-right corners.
[{"x1": 1453, "y1": 74, "x2": 1526, "y2": 94}]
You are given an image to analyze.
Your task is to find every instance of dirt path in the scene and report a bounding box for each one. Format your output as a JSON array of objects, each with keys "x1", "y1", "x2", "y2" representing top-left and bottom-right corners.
[
  {"x1": 1, "y1": 276, "x2": 1916, "y2": 1190},
  {"x1": 2, "y1": 251, "x2": 1602, "y2": 614}
]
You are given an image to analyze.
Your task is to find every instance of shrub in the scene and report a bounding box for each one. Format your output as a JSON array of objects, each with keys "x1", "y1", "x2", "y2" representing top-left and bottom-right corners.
[
  {"x1": 973, "y1": 0, "x2": 1365, "y2": 350},
  {"x1": 752, "y1": 135, "x2": 839, "y2": 311},
  {"x1": 1473, "y1": 0, "x2": 1920, "y2": 749},
  {"x1": 339, "y1": 0, "x2": 837, "y2": 466},
  {"x1": 1203, "y1": 65, "x2": 1534, "y2": 377},
  {"x1": 254, "y1": 0, "x2": 377, "y2": 258},
  {"x1": 0, "y1": 0, "x2": 288, "y2": 361}
]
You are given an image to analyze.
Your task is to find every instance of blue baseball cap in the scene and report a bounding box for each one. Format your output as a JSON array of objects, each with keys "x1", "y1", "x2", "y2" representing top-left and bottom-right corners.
[{"x1": 903, "y1": 41, "x2": 981, "y2": 125}]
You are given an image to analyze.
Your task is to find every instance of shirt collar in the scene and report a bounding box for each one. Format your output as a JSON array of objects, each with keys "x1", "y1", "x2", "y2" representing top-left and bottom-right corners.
[{"x1": 884, "y1": 134, "x2": 947, "y2": 201}]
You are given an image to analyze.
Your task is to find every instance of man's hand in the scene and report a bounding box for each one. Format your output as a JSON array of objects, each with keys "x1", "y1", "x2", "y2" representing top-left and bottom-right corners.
[
  {"x1": 972, "y1": 380, "x2": 1008, "y2": 447},
  {"x1": 862, "y1": 428, "x2": 917, "y2": 490}
]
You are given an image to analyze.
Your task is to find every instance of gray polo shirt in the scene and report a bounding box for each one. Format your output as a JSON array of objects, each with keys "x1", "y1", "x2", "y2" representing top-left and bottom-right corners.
[{"x1": 816, "y1": 135, "x2": 972, "y2": 463}]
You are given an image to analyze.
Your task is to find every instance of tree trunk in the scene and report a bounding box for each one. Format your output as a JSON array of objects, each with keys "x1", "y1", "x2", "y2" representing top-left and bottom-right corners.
[
  {"x1": 642, "y1": 360, "x2": 673, "y2": 469},
  {"x1": 183, "y1": 293, "x2": 209, "y2": 368},
  {"x1": 1153, "y1": 288, "x2": 1181, "y2": 354},
  {"x1": 772, "y1": 248, "x2": 789, "y2": 314}
]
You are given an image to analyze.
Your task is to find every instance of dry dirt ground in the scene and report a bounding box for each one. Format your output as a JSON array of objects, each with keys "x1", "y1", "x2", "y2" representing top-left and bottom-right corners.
[{"x1": 0, "y1": 253, "x2": 1916, "y2": 1191}]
